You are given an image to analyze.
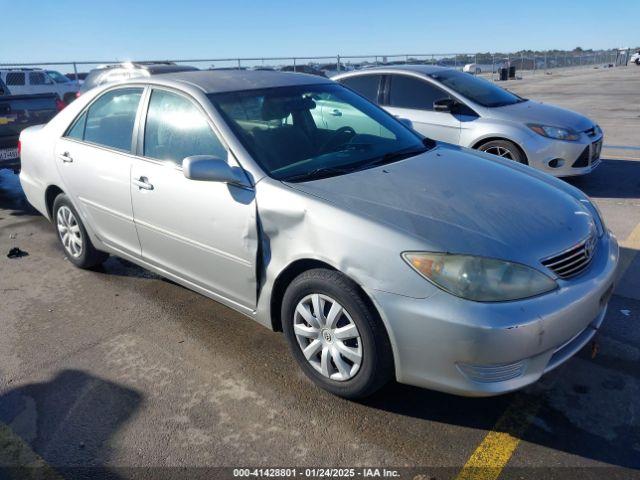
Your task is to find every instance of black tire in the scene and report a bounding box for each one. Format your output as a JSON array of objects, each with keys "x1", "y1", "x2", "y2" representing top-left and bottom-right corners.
[
  {"x1": 52, "y1": 194, "x2": 108, "y2": 268},
  {"x1": 63, "y1": 92, "x2": 76, "y2": 105},
  {"x1": 477, "y1": 139, "x2": 527, "y2": 164},
  {"x1": 282, "y1": 269, "x2": 393, "y2": 399}
]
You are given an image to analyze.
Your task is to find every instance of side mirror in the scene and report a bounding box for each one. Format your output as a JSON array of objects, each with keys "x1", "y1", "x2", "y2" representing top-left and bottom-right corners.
[
  {"x1": 183, "y1": 155, "x2": 245, "y2": 185},
  {"x1": 397, "y1": 117, "x2": 414, "y2": 130},
  {"x1": 433, "y1": 98, "x2": 456, "y2": 113}
]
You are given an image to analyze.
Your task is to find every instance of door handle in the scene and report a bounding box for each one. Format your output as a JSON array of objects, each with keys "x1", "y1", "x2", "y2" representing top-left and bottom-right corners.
[
  {"x1": 57, "y1": 152, "x2": 73, "y2": 163},
  {"x1": 132, "y1": 176, "x2": 154, "y2": 190},
  {"x1": 329, "y1": 109, "x2": 342, "y2": 117}
]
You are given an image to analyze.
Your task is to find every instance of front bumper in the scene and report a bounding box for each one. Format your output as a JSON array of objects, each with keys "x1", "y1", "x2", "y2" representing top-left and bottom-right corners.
[
  {"x1": 525, "y1": 132, "x2": 603, "y2": 177},
  {"x1": 371, "y1": 231, "x2": 619, "y2": 396}
]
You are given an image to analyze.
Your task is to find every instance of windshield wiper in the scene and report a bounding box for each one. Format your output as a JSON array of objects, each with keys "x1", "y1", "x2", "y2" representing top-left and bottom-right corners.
[
  {"x1": 282, "y1": 166, "x2": 356, "y2": 182},
  {"x1": 356, "y1": 139, "x2": 435, "y2": 171}
]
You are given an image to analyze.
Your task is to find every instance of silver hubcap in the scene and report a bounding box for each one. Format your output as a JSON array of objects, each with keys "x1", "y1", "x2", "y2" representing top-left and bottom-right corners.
[
  {"x1": 483, "y1": 145, "x2": 514, "y2": 160},
  {"x1": 293, "y1": 293, "x2": 362, "y2": 381},
  {"x1": 56, "y1": 206, "x2": 83, "y2": 258}
]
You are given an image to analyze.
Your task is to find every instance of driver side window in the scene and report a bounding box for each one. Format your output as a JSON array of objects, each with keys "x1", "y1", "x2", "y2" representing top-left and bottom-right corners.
[
  {"x1": 387, "y1": 75, "x2": 449, "y2": 111},
  {"x1": 143, "y1": 89, "x2": 227, "y2": 166}
]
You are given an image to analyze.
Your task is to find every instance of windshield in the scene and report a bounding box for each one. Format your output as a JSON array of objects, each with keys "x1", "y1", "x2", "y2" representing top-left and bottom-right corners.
[
  {"x1": 428, "y1": 70, "x2": 525, "y2": 108},
  {"x1": 46, "y1": 71, "x2": 70, "y2": 84},
  {"x1": 209, "y1": 84, "x2": 428, "y2": 181}
]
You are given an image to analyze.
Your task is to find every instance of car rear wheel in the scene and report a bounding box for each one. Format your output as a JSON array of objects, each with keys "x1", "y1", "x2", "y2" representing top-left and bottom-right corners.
[
  {"x1": 63, "y1": 93, "x2": 76, "y2": 105},
  {"x1": 282, "y1": 269, "x2": 393, "y2": 399},
  {"x1": 478, "y1": 139, "x2": 526, "y2": 164},
  {"x1": 53, "y1": 194, "x2": 108, "y2": 268}
]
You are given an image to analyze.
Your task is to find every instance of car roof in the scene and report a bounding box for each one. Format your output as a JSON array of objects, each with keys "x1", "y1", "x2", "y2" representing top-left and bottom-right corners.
[
  {"x1": 336, "y1": 64, "x2": 453, "y2": 76},
  {"x1": 89, "y1": 63, "x2": 196, "y2": 73},
  {"x1": 146, "y1": 70, "x2": 332, "y2": 94}
]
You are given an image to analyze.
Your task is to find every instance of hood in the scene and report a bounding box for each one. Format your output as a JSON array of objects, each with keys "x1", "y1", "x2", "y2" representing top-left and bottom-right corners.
[
  {"x1": 287, "y1": 145, "x2": 596, "y2": 268},
  {"x1": 490, "y1": 100, "x2": 594, "y2": 132}
]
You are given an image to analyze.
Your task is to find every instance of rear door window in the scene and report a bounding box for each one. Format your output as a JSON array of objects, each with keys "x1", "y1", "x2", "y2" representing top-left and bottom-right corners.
[
  {"x1": 82, "y1": 88, "x2": 143, "y2": 151},
  {"x1": 339, "y1": 75, "x2": 382, "y2": 102},
  {"x1": 29, "y1": 72, "x2": 48, "y2": 85},
  {"x1": 66, "y1": 112, "x2": 88, "y2": 140},
  {"x1": 5, "y1": 72, "x2": 25, "y2": 86},
  {"x1": 387, "y1": 75, "x2": 449, "y2": 110}
]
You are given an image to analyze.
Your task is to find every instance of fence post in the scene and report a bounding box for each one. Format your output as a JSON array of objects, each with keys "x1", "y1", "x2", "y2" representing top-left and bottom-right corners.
[
  {"x1": 293, "y1": 57, "x2": 296, "y2": 72},
  {"x1": 533, "y1": 53, "x2": 536, "y2": 75},
  {"x1": 237, "y1": 58, "x2": 241, "y2": 69},
  {"x1": 337, "y1": 54, "x2": 341, "y2": 72},
  {"x1": 72, "y1": 62, "x2": 79, "y2": 86},
  {"x1": 544, "y1": 51, "x2": 547, "y2": 73},
  {"x1": 491, "y1": 54, "x2": 495, "y2": 81}
]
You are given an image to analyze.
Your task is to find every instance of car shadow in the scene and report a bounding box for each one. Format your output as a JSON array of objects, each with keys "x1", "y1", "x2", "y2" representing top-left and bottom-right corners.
[
  {"x1": 0, "y1": 171, "x2": 38, "y2": 217},
  {"x1": 92, "y1": 256, "x2": 163, "y2": 280},
  {"x1": 0, "y1": 369, "x2": 143, "y2": 479},
  {"x1": 564, "y1": 158, "x2": 640, "y2": 199}
]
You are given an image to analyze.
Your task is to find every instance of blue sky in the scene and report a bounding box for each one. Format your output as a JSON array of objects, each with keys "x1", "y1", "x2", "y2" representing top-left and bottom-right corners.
[{"x1": 1, "y1": 0, "x2": 638, "y2": 63}]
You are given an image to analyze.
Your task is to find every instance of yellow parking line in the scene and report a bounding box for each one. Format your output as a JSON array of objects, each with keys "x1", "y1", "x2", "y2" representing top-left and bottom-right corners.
[
  {"x1": 602, "y1": 155, "x2": 640, "y2": 161},
  {"x1": 0, "y1": 421, "x2": 63, "y2": 479},
  {"x1": 454, "y1": 395, "x2": 541, "y2": 480},
  {"x1": 455, "y1": 221, "x2": 640, "y2": 480}
]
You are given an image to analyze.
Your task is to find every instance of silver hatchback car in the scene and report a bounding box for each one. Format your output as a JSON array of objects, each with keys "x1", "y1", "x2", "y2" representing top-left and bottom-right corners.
[
  {"x1": 19, "y1": 70, "x2": 618, "y2": 398},
  {"x1": 333, "y1": 66, "x2": 603, "y2": 176}
]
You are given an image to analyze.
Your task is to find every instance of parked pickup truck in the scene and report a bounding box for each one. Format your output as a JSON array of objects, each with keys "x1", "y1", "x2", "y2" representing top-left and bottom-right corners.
[{"x1": 0, "y1": 77, "x2": 59, "y2": 172}]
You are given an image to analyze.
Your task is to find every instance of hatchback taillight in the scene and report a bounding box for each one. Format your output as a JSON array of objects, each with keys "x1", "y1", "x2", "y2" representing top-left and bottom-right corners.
[
  {"x1": 17, "y1": 140, "x2": 21, "y2": 157},
  {"x1": 56, "y1": 99, "x2": 66, "y2": 111}
]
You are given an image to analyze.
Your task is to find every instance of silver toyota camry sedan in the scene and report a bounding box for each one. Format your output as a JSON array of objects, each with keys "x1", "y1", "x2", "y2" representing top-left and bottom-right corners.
[
  {"x1": 19, "y1": 70, "x2": 618, "y2": 398},
  {"x1": 333, "y1": 66, "x2": 604, "y2": 176}
]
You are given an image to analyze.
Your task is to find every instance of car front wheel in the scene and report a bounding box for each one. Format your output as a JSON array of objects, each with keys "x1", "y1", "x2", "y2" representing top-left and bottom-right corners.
[
  {"x1": 282, "y1": 269, "x2": 393, "y2": 399},
  {"x1": 477, "y1": 139, "x2": 526, "y2": 164}
]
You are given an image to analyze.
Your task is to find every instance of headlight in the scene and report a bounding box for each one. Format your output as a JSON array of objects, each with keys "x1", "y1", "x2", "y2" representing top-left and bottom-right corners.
[
  {"x1": 402, "y1": 252, "x2": 557, "y2": 302},
  {"x1": 579, "y1": 198, "x2": 605, "y2": 237},
  {"x1": 528, "y1": 124, "x2": 580, "y2": 141}
]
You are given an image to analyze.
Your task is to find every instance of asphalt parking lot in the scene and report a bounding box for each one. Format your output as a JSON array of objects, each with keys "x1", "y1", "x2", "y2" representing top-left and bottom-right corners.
[{"x1": 0, "y1": 66, "x2": 639, "y2": 480}]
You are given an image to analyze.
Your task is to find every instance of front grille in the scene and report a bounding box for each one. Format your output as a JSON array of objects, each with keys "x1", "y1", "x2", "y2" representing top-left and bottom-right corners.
[
  {"x1": 572, "y1": 146, "x2": 590, "y2": 167},
  {"x1": 591, "y1": 139, "x2": 602, "y2": 162},
  {"x1": 541, "y1": 234, "x2": 597, "y2": 279},
  {"x1": 457, "y1": 361, "x2": 526, "y2": 383},
  {"x1": 572, "y1": 140, "x2": 602, "y2": 168}
]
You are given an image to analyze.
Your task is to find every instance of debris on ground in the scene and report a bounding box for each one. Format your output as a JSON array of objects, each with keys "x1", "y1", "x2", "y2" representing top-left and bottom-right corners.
[{"x1": 7, "y1": 247, "x2": 28, "y2": 259}]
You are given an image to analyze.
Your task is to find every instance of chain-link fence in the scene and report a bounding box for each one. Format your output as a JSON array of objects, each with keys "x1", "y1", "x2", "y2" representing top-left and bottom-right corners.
[{"x1": 0, "y1": 49, "x2": 633, "y2": 85}]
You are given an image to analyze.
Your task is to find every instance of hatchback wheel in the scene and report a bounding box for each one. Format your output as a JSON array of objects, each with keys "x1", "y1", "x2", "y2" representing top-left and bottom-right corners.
[
  {"x1": 53, "y1": 194, "x2": 108, "y2": 268},
  {"x1": 282, "y1": 269, "x2": 393, "y2": 398},
  {"x1": 478, "y1": 139, "x2": 526, "y2": 164}
]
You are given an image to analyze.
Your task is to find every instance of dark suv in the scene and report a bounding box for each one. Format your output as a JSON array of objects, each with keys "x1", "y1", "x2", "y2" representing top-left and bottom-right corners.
[{"x1": 79, "y1": 62, "x2": 199, "y2": 95}]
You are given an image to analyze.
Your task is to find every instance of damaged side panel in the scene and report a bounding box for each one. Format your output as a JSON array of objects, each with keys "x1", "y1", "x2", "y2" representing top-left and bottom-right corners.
[{"x1": 252, "y1": 177, "x2": 439, "y2": 330}]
